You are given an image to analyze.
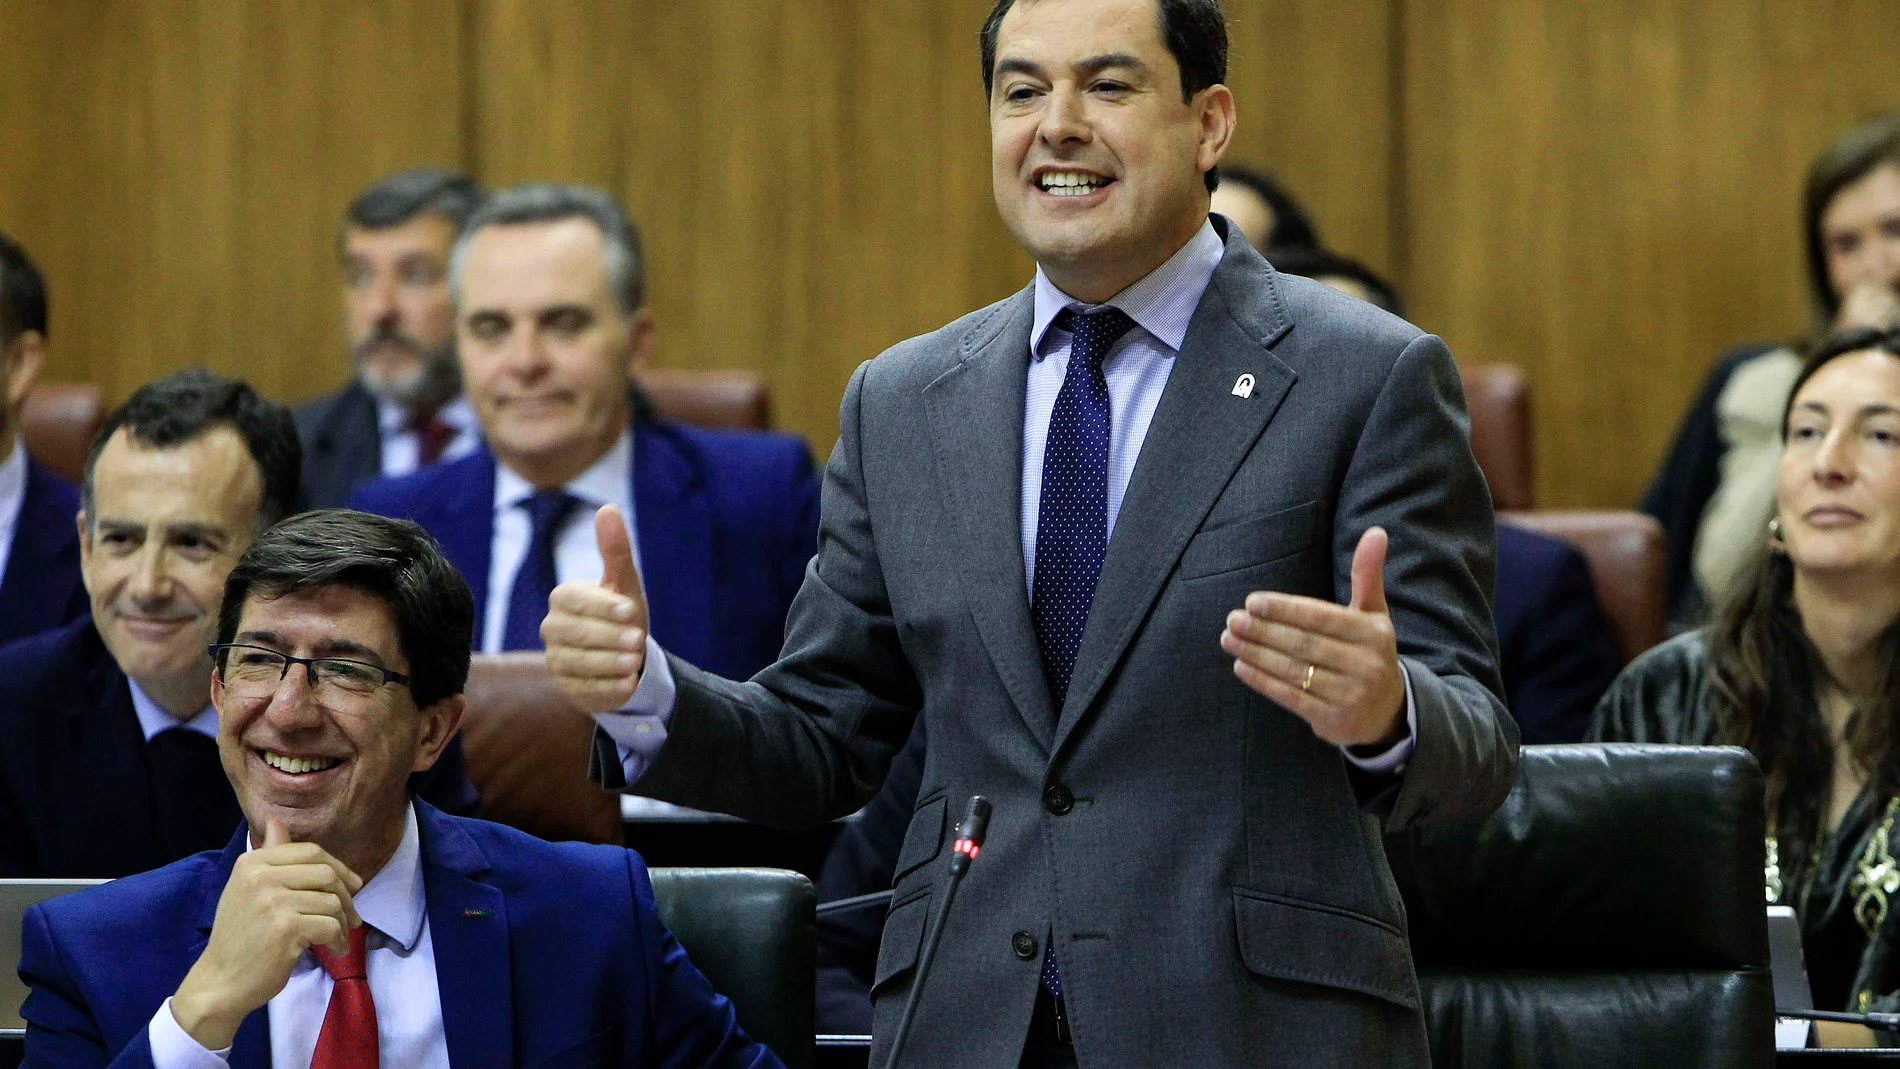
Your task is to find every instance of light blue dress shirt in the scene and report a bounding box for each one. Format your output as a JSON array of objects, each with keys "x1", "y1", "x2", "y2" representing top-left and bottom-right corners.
[{"x1": 599, "y1": 218, "x2": 1413, "y2": 776}]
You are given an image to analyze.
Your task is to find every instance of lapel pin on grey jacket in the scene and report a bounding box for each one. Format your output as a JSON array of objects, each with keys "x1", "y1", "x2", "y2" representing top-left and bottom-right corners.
[{"x1": 1231, "y1": 373, "x2": 1255, "y2": 398}]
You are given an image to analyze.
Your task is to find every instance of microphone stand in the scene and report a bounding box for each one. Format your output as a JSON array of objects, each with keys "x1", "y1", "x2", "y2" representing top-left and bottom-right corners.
[
  {"x1": 880, "y1": 796, "x2": 991, "y2": 1069},
  {"x1": 1777, "y1": 1007, "x2": 1900, "y2": 1032}
]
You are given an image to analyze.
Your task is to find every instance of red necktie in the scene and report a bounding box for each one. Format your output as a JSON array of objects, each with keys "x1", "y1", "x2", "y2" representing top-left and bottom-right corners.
[
  {"x1": 309, "y1": 925, "x2": 378, "y2": 1069},
  {"x1": 413, "y1": 411, "x2": 454, "y2": 467}
]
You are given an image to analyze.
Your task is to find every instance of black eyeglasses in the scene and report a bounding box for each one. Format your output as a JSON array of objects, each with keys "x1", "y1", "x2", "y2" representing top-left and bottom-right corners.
[{"x1": 208, "y1": 643, "x2": 410, "y2": 701}]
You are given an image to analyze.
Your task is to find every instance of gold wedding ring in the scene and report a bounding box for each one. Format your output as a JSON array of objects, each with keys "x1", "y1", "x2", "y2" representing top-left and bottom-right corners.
[{"x1": 1301, "y1": 663, "x2": 1316, "y2": 692}]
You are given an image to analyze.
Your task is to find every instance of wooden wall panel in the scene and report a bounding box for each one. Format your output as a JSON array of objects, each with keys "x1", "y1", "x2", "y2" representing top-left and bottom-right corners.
[
  {"x1": 0, "y1": 0, "x2": 468, "y2": 406},
  {"x1": 1402, "y1": 1, "x2": 1900, "y2": 508}
]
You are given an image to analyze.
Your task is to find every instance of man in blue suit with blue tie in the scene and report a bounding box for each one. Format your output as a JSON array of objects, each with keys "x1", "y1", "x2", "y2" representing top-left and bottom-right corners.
[
  {"x1": 18, "y1": 509, "x2": 779, "y2": 1069},
  {"x1": 351, "y1": 184, "x2": 818, "y2": 678},
  {"x1": 0, "y1": 230, "x2": 86, "y2": 647}
]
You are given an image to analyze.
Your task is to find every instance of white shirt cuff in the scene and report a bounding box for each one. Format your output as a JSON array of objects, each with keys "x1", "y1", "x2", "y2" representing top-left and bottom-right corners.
[
  {"x1": 148, "y1": 997, "x2": 232, "y2": 1069},
  {"x1": 590, "y1": 638, "x2": 678, "y2": 784},
  {"x1": 1340, "y1": 661, "x2": 1417, "y2": 774}
]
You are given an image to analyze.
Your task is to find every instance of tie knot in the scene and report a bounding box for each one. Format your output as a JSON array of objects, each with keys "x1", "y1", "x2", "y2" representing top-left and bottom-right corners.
[
  {"x1": 517, "y1": 490, "x2": 580, "y2": 539},
  {"x1": 310, "y1": 924, "x2": 369, "y2": 981},
  {"x1": 1059, "y1": 306, "x2": 1139, "y2": 367}
]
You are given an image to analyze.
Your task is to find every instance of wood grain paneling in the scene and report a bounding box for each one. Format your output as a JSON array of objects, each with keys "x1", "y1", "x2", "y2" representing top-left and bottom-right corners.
[
  {"x1": 0, "y1": 0, "x2": 468, "y2": 405},
  {"x1": 1402, "y1": 1, "x2": 1900, "y2": 508}
]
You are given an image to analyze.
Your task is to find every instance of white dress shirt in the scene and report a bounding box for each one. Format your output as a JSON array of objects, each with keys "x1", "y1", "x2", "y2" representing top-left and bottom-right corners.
[
  {"x1": 147, "y1": 803, "x2": 449, "y2": 1069},
  {"x1": 376, "y1": 395, "x2": 480, "y2": 478},
  {"x1": 128, "y1": 680, "x2": 219, "y2": 741},
  {"x1": 482, "y1": 427, "x2": 642, "y2": 654},
  {"x1": 599, "y1": 218, "x2": 1414, "y2": 777},
  {"x1": 0, "y1": 438, "x2": 29, "y2": 583}
]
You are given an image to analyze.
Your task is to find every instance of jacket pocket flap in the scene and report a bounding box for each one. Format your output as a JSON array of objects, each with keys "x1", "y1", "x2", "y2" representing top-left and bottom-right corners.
[
  {"x1": 1180, "y1": 500, "x2": 1322, "y2": 580},
  {"x1": 871, "y1": 891, "x2": 932, "y2": 994},
  {"x1": 1232, "y1": 888, "x2": 1418, "y2": 1011},
  {"x1": 891, "y1": 793, "x2": 947, "y2": 884}
]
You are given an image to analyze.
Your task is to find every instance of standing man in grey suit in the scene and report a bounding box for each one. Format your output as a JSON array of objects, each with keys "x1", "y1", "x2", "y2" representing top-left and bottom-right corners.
[
  {"x1": 294, "y1": 170, "x2": 486, "y2": 509},
  {"x1": 545, "y1": 0, "x2": 1517, "y2": 1064}
]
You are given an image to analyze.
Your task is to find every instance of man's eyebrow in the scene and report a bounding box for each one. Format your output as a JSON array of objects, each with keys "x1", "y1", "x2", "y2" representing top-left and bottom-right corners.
[
  {"x1": 993, "y1": 57, "x2": 1047, "y2": 83},
  {"x1": 162, "y1": 522, "x2": 226, "y2": 541},
  {"x1": 537, "y1": 303, "x2": 596, "y2": 322},
  {"x1": 310, "y1": 639, "x2": 390, "y2": 665},
  {"x1": 1074, "y1": 53, "x2": 1148, "y2": 79},
  {"x1": 234, "y1": 629, "x2": 287, "y2": 648}
]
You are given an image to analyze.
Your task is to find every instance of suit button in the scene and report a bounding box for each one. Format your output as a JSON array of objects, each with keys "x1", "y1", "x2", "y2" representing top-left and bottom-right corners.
[
  {"x1": 1043, "y1": 784, "x2": 1074, "y2": 815},
  {"x1": 1013, "y1": 931, "x2": 1038, "y2": 960}
]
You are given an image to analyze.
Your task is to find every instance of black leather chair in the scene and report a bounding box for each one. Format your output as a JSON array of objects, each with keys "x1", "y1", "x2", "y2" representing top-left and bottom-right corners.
[
  {"x1": 1384, "y1": 744, "x2": 1774, "y2": 1068},
  {"x1": 650, "y1": 867, "x2": 817, "y2": 1069}
]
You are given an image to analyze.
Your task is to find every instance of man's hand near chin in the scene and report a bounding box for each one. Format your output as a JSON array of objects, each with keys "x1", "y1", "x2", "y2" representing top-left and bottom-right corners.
[
  {"x1": 542, "y1": 504, "x2": 651, "y2": 713},
  {"x1": 167, "y1": 820, "x2": 362, "y2": 1051}
]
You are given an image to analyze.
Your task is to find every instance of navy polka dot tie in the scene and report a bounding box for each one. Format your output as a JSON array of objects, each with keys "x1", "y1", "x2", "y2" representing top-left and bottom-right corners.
[
  {"x1": 1032, "y1": 307, "x2": 1136, "y2": 710},
  {"x1": 502, "y1": 489, "x2": 580, "y2": 651},
  {"x1": 1031, "y1": 306, "x2": 1136, "y2": 1002}
]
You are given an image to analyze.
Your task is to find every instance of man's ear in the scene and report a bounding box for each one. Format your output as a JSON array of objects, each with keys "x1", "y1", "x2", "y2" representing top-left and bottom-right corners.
[
  {"x1": 410, "y1": 693, "x2": 467, "y2": 773},
  {"x1": 1194, "y1": 84, "x2": 1237, "y2": 180},
  {"x1": 75, "y1": 510, "x2": 94, "y2": 593},
  {"x1": 5, "y1": 330, "x2": 45, "y2": 412},
  {"x1": 626, "y1": 308, "x2": 656, "y2": 374}
]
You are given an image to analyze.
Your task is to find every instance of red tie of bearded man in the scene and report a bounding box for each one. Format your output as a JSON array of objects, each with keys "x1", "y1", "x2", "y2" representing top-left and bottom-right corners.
[
  {"x1": 309, "y1": 925, "x2": 378, "y2": 1069},
  {"x1": 414, "y1": 411, "x2": 454, "y2": 467}
]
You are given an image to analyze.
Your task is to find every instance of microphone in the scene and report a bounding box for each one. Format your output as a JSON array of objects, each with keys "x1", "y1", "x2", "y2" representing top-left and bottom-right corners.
[
  {"x1": 1776, "y1": 1007, "x2": 1900, "y2": 1031},
  {"x1": 880, "y1": 795, "x2": 991, "y2": 1069}
]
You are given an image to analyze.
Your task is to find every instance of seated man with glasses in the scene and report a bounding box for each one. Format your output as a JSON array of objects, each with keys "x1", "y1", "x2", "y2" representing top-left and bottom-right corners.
[{"x1": 17, "y1": 510, "x2": 781, "y2": 1069}]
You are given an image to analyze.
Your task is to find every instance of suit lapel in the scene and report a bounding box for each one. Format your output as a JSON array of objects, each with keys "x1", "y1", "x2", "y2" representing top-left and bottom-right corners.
[
  {"x1": 922, "y1": 289, "x2": 1057, "y2": 746},
  {"x1": 418, "y1": 803, "x2": 513, "y2": 1069},
  {"x1": 430, "y1": 453, "x2": 498, "y2": 622},
  {"x1": 1055, "y1": 239, "x2": 1296, "y2": 750},
  {"x1": 195, "y1": 828, "x2": 272, "y2": 1069},
  {"x1": 73, "y1": 640, "x2": 163, "y2": 877},
  {"x1": 632, "y1": 422, "x2": 715, "y2": 668}
]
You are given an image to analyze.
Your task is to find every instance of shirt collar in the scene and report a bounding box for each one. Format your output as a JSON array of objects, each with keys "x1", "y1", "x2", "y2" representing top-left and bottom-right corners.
[
  {"x1": 376, "y1": 393, "x2": 478, "y2": 436},
  {"x1": 1029, "y1": 218, "x2": 1225, "y2": 358},
  {"x1": 248, "y1": 801, "x2": 427, "y2": 955},
  {"x1": 492, "y1": 425, "x2": 635, "y2": 517},
  {"x1": 127, "y1": 678, "x2": 218, "y2": 741}
]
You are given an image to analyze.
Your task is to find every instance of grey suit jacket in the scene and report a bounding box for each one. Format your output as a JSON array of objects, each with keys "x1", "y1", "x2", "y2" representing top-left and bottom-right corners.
[
  {"x1": 293, "y1": 380, "x2": 382, "y2": 511},
  {"x1": 605, "y1": 225, "x2": 1518, "y2": 1066}
]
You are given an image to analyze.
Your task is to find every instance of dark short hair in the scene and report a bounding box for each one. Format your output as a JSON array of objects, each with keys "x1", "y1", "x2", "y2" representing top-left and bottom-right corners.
[
  {"x1": 0, "y1": 229, "x2": 48, "y2": 346},
  {"x1": 82, "y1": 369, "x2": 302, "y2": 530},
  {"x1": 217, "y1": 510, "x2": 473, "y2": 710},
  {"x1": 338, "y1": 169, "x2": 485, "y2": 255},
  {"x1": 1216, "y1": 166, "x2": 1320, "y2": 251},
  {"x1": 451, "y1": 183, "x2": 647, "y2": 315},
  {"x1": 979, "y1": 0, "x2": 1229, "y2": 193},
  {"x1": 1266, "y1": 245, "x2": 1404, "y2": 317},
  {"x1": 1803, "y1": 114, "x2": 1900, "y2": 325}
]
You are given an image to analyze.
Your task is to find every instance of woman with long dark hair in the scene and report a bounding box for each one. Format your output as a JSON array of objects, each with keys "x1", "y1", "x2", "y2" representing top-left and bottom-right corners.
[{"x1": 1595, "y1": 324, "x2": 1900, "y2": 1021}]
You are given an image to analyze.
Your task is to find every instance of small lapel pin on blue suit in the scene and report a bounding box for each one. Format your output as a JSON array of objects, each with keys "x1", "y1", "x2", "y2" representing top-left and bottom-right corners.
[
  {"x1": 1231, "y1": 373, "x2": 1255, "y2": 398},
  {"x1": 462, "y1": 908, "x2": 492, "y2": 918}
]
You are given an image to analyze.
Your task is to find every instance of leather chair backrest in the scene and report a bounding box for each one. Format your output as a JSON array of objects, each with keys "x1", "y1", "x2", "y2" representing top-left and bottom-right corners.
[
  {"x1": 1500, "y1": 509, "x2": 1667, "y2": 664},
  {"x1": 1459, "y1": 363, "x2": 1534, "y2": 510},
  {"x1": 460, "y1": 653, "x2": 623, "y2": 846},
  {"x1": 650, "y1": 867, "x2": 815, "y2": 1069},
  {"x1": 637, "y1": 368, "x2": 771, "y2": 430},
  {"x1": 1385, "y1": 744, "x2": 1773, "y2": 1069},
  {"x1": 20, "y1": 382, "x2": 105, "y2": 483}
]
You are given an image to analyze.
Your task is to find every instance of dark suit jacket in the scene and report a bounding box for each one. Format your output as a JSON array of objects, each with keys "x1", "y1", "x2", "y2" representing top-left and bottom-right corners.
[
  {"x1": 293, "y1": 381, "x2": 384, "y2": 511},
  {"x1": 18, "y1": 801, "x2": 781, "y2": 1069},
  {"x1": 0, "y1": 618, "x2": 480, "y2": 878},
  {"x1": 604, "y1": 222, "x2": 1519, "y2": 1066},
  {"x1": 1493, "y1": 523, "x2": 1621, "y2": 745},
  {"x1": 0, "y1": 457, "x2": 87, "y2": 647},
  {"x1": 351, "y1": 419, "x2": 819, "y2": 680}
]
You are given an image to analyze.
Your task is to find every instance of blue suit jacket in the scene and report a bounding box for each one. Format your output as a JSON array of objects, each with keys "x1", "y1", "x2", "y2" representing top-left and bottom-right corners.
[
  {"x1": 18, "y1": 802, "x2": 783, "y2": 1069},
  {"x1": 1492, "y1": 523, "x2": 1622, "y2": 745},
  {"x1": 0, "y1": 458, "x2": 86, "y2": 648},
  {"x1": 351, "y1": 419, "x2": 819, "y2": 679}
]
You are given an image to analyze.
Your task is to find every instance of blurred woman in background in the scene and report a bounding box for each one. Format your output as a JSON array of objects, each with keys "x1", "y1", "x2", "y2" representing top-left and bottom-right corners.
[{"x1": 1595, "y1": 326, "x2": 1900, "y2": 1027}]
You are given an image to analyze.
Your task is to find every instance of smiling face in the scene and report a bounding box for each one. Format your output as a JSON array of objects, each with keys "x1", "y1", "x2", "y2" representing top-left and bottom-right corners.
[
  {"x1": 80, "y1": 426, "x2": 262, "y2": 717},
  {"x1": 988, "y1": 0, "x2": 1234, "y2": 303},
  {"x1": 216, "y1": 584, "x2": 461, "y2": 875},
  {"x1": 1821, "y1": 163, "x2": 1900, "y2": 308},
  {"x1": 342, "y1": 214, "x2": 460, "y2": 409},
  {"x1": 457, "y1": 218, "x2": 650, "y2": 489},
  {"x1": 1778, "y1": 348, "x2": 1900, "y2": 580}
]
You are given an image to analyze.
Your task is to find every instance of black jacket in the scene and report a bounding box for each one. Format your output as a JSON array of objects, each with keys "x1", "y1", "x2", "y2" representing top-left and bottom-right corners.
[
  {"x1": 293, "y1": 381, "x2": 383, "y2": 511},
  {"x1": 0, "y1": 618, "x2": 480, "y2": 878}
]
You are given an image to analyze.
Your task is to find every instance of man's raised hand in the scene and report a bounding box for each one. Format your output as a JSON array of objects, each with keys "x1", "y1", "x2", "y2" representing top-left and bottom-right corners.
[
  {"x1": 1218, "y1": 526, "x2": 1408, "y2": 749},
  {"x1": 542, "y1": 504, "x2": 650, "y2": 713},
  {"x1": 168, "y1": 820, "x2": 363, "y2": 1051}
]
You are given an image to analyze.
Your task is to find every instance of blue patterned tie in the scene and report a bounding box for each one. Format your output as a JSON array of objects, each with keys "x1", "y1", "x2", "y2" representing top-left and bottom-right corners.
[
  {"x1": 502, "y1": 489, "x2": 580, "y2": 651},
  {"x1": 1032, "y1": 306, "x2": 1136, "y2": 709},
  {"x1": 1031, "y1": 307, "x2": 1135, "y2": 1003}
]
